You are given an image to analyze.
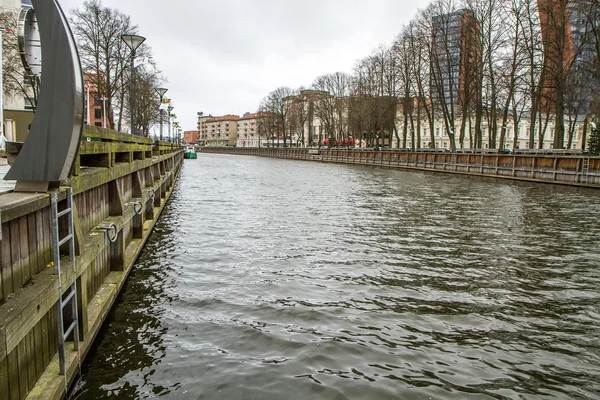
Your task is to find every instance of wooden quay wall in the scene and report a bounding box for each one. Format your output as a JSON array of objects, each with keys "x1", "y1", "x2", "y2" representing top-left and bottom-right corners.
[
  {"x1": 0, "y1": 126, "x2": 184, "y2": 400},
  {"x1": 202, "y1": 147, "x2": 600, "y2": 188}
]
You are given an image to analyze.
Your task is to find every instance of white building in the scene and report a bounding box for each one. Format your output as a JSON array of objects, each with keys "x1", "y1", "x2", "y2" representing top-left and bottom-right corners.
[
  {"x1": 390, "y1": 115, "x2": 585, "y2": 151},
  {"x1": 1, "y1": 0, "x2": 35, "y2": 142}
]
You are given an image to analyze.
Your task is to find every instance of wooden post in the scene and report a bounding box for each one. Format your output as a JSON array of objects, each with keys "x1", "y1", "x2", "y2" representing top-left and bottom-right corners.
[
  {"x1": 512, "y1": 156, "x2": 517, "y2": 177},
  {"x1": 109, "y1": 230, "x2": 124, "y2": 271},
  {"x1": 108, "y1": 181, "x2": 124, "y2": 217}
]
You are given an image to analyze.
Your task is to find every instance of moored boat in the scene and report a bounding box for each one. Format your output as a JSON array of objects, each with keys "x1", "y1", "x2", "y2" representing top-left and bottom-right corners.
[{"x1": 184, "y1": 145, "x2": 198, "y2": 159}]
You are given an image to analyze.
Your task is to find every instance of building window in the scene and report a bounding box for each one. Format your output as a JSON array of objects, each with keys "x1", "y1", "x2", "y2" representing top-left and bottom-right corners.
[
  {"x1": 94, "y1": 109, "x2": 102, "y2": 119},
  {"x1": 24, "y1": 98, "x2": 35, "y2": 110},
  {"x1": 95, "y1": 122, "x2": 102, "y2": 127}
]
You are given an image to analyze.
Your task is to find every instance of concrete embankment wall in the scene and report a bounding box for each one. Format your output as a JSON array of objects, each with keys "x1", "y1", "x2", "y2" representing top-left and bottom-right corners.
[
  {"x1": 202, "y1": 147, "x2": 600, "y2": 188},
  {"x1": 0, "y1": 126, "x2": 183, "y2": 400}
]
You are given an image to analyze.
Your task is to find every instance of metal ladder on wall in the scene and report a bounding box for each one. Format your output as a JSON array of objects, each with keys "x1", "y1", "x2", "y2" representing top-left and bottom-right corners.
[
  {"x1": 582, "y1": 156, "x2": 590, "y2": 184},
  {"x1": 50, "y1": 188, "x2": 80, "y2": 376}
]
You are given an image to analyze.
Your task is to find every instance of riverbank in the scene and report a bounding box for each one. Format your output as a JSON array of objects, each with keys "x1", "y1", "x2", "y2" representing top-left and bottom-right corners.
[
  {"x1": 201, "y1": 147, "x2": 599, "y2": 188},
  {"x1": 0, "y1": 127, "x2": 183, "y2": 400}
]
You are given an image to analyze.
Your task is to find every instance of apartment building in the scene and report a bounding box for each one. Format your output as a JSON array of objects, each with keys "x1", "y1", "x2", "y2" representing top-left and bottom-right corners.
[
  {"x1": 197, "y1": 113, "x2": 213, "y2": 146},
  {"x1": 203, "y1": 115, "x2": 239, "y2": 147},
  {"x1": 235, "y1": 112, "x2": 272, "y2": 148}
]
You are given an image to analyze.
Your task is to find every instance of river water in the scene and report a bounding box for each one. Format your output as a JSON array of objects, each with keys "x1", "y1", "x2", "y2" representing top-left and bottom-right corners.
[{"x1": 77, "y1": 153, "x2": 600, "y2": 399}]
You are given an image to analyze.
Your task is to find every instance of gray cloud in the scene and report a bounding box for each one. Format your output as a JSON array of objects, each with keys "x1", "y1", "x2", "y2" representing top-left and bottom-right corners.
[{"x1": 59, "y1": 0, "x2": 427, "y2": 132}]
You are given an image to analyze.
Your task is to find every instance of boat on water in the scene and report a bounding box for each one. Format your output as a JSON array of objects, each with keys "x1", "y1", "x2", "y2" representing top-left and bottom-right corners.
[{"x1": 184, "y1": 144, "x2": 198, "y2": 159}]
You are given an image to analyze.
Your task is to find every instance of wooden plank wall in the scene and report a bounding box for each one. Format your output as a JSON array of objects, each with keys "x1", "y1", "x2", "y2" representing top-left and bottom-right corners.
[
  {"x1": 0, "y1": 144, "x2": 183, "y2": 400},
  {"x1": 87, "y1": 246, "x2": 110, "y2": 302},
  {"x1": 74, "y1": 184, "x2": 110, "y2": 238},
  {"x1": 202, "y1": 147, "x2": 600, "y2": 187},
  {"x1": 0, "y1": 209, "x2": 53, "y2": 303},
  {"x1": 2, "y1": 306, "x2": 58, "y2": 400}
]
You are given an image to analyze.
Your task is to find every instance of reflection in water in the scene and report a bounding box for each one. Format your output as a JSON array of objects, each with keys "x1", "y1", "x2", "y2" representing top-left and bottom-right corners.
[{"x1": 79, "y1": 155, "x2": 600, "y2": 399}]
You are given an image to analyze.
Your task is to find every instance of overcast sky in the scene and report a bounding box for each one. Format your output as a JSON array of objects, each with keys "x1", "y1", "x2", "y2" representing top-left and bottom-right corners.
[{"x1": 59, "y1": 0, "x2": 427, "y2": 132}]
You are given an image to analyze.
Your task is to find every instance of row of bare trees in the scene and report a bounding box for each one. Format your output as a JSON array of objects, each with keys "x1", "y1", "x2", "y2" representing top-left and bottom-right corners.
[
  {"x1": 70, "y1": 0, "x2": 166, "y2": 136},
  {"x1": 259, "y1": 0, "x2": 600, "y2": 150},
  {"x1": 1, "y1": 1, "x2": 167, "y2": 137}
]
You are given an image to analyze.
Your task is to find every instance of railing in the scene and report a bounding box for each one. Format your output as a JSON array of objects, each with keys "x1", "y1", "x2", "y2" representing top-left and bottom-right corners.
[{"x1": 76, "y1": 126, "x2": 181, "y2": 174}]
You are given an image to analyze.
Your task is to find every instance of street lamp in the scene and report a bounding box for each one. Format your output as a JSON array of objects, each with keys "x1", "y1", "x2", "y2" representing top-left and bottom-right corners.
[
  {"x1": 155, "y1": 87, "x2": 168, "y2": 141},
  {"x1": 121, "y1": 34, "x2": 146, "y2": 135},
  {"x1": 167, "y1": 104, "x2": 174, "y2": 142},
  {"x1": 100, "y1": 97, "x2": 108, "y2": 128}
]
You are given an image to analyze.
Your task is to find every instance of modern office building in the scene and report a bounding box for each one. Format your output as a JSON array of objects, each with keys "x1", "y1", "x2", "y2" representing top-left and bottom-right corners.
[
  {"x1": 538, "y1": 0, "x2": 598, "y2": 114},
  {"x1": 430, "y1": 9, "x2": 479, "y2": 112}
]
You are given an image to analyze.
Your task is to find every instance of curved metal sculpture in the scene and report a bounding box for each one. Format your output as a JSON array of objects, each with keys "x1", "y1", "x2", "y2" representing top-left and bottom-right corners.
[
  {"x1": 5, "y1": 0, "x2": 84, "y2": 192},
  {"x1": 18, "y1": 5, "x2": 42, "y2": 79}
]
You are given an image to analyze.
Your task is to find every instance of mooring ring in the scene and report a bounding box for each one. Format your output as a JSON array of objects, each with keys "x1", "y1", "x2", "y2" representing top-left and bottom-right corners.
[
  {"x1": 98, "y1": 223, "x2": 118, "y2": 243},
  {"x1": 125, "y1": 201, "x2": 143, "y2": 215},
  {"x1": 147, "y1": 188, "x2": 155, "y2": 203},
  {"x1": 133, "y1": 201, "x2": 143, "y2": 215}
]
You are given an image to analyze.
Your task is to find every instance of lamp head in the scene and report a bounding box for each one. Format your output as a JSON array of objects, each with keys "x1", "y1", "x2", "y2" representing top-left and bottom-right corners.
[
  {"x1": 156, "y1": 87, "x2": 168, "y2": 98},
  {"x1": 121, "y1": 34, "x2": 146, "y2": 52}
]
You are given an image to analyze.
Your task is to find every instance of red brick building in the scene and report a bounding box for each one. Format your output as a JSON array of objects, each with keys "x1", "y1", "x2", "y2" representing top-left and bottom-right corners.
[
  {"x1": 84, "y1": 74, "x2": 111, "y2": 129},
  {"x1": 183, "y1": 130, "x2": 199, "y2": 144}
]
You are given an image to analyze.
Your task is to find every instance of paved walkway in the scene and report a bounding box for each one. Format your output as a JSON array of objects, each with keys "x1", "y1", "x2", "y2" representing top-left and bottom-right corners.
[{"x1": 0, "y1": 158, "x2": 16, "y2": 193}]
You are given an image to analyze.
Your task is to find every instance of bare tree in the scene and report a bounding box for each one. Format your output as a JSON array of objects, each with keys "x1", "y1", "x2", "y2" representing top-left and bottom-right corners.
[
  {"x1": 259, "y1": 87, "x2": 296, "y2": 147},
  {"x1": 123, "y1": 68, "x2": 163, "y2": 137},
  {"x1": 312, "y1": 72, "x2": 351, "y2": 147},
  {"x1": 496, "y1": 0, "x2": 528, "y2": 150},
  {"x1": 288, "y1": 87, "x2": 312, "y2": 147},
  {"x1": 407, "y1": 17, "x2": 437, "y2": 149},
  {"x1": 70, "y1": 0, "x2": 142, "y2": 131}
]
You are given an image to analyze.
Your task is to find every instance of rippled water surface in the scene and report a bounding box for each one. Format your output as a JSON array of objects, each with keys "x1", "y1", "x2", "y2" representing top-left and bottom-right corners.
[{"x1": 78, "y1": 154, "x2": 600, "y2": 399}]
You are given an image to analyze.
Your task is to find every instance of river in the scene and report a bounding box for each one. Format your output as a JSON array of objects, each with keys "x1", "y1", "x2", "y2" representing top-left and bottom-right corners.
[{"x1": 77, "y1": 153, "x2": 600, "y2": 399}]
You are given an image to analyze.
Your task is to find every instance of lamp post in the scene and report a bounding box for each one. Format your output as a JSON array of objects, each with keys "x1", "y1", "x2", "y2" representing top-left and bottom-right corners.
[
  {"x1": 155, "y1": 87, "x2": 168, "y2": 141},
  {"x1": 84, "y1": 83, "x2": 92, "y2": 125},
  {"x1": 100, "y1": 97, "x2": 108, "y2": 128},
  {"x1": 167, "y1": 104, "x2": 174, "y2": 142},
  {"x1": 121, "y1": 34, "x2": 146, "y2": 135}
]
